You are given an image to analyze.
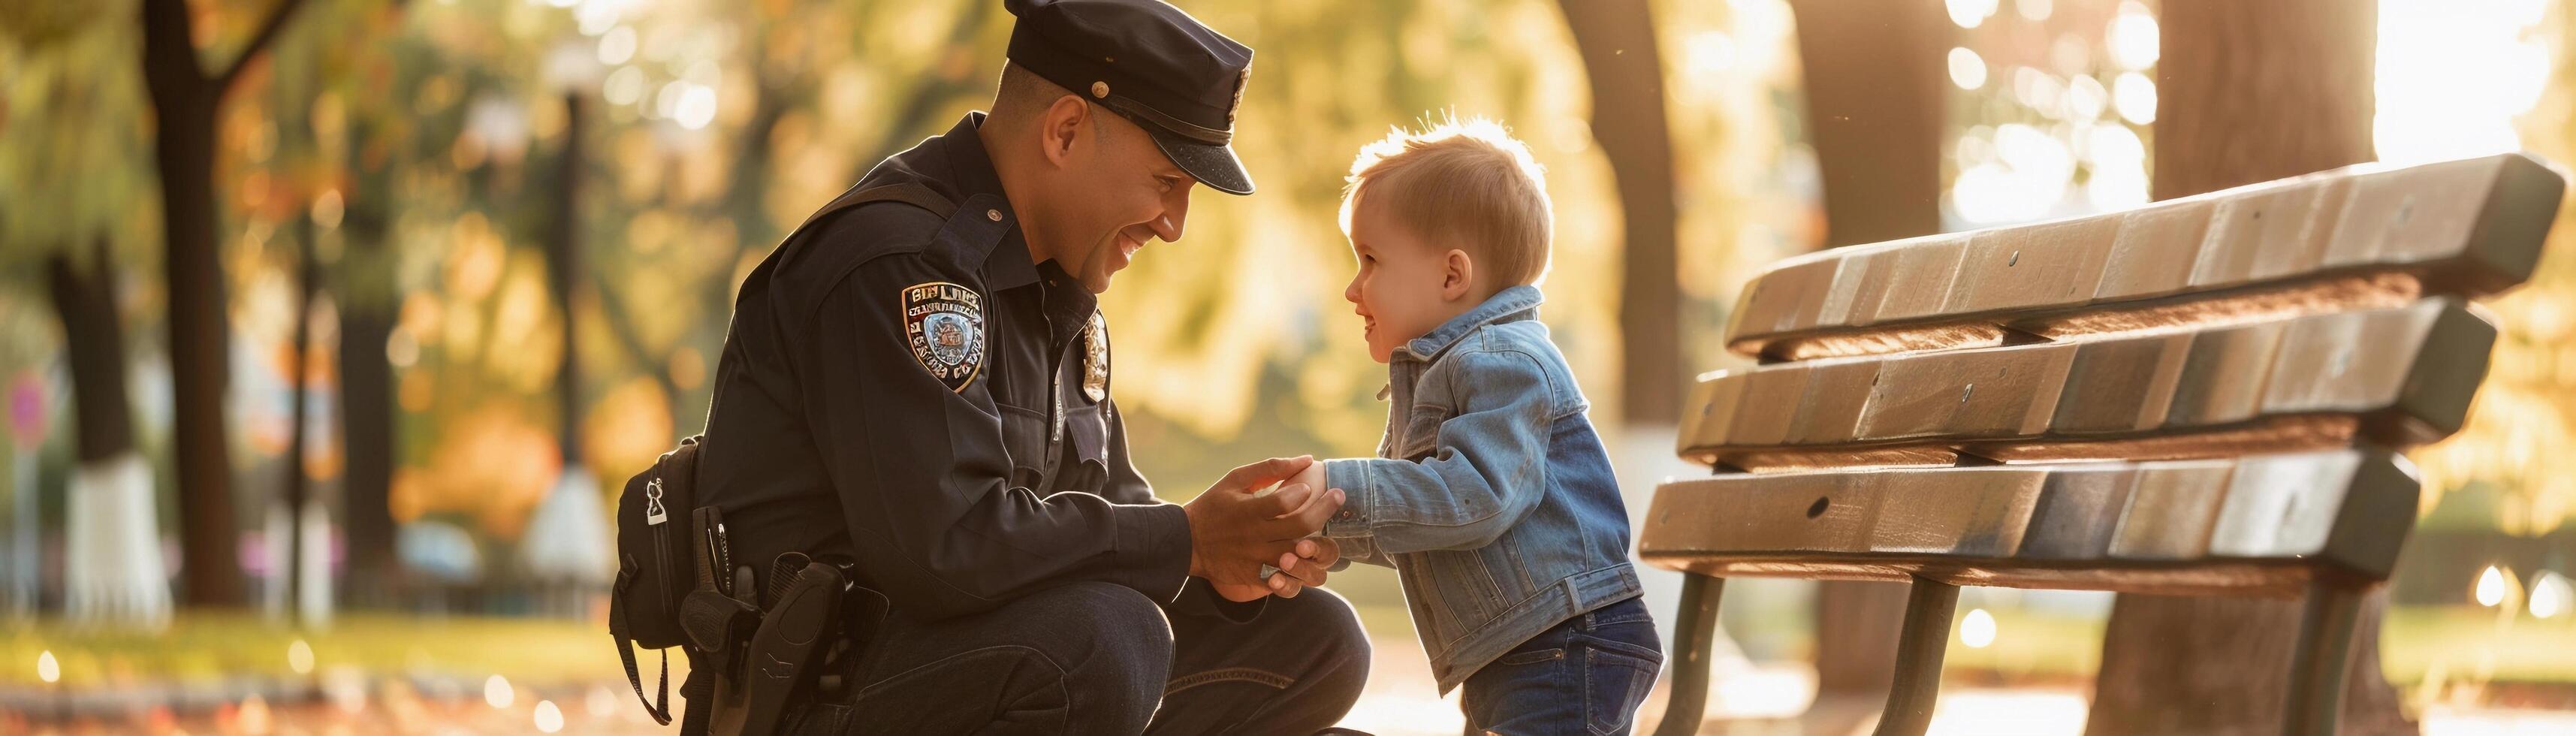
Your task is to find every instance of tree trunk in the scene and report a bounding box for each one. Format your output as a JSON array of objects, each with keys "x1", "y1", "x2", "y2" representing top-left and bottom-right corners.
[
  {"x1": 47, "y1": 241, "x2": 137, "y2": 463},
  {"x1": 1788, "y1": 0, "x2": 1946, "y2": 248},
  {"x1": 2146, "y1": 0, "x2": 2378, "y2": 202},
  {"x1": 48, "y1": 240, "x2": 175, "y2": 629},
  {"x1": 285, "y1": 216, "x2": 316, "y2": 623},
  {"x1": 2089, "y1": 2, "x2": 2409, "y2": 734},
  {"x1": 339, "y1": 117, "x2": 400, "y2": 596},
  {"x1": 152, "y1": 89, "x2": 244, "y2": 608},
  {"x1": 551, "y1": 92, "x2": 586, "y2": 466},
  {"x1": 139, "y1": 0, "x2": 311, "y2": 608},
  {"x1": 337, "y1": 304, "x2": 396, "y2": 583},
  {"x1": 1553, "y1": 0, "x2": 1682, "y2": 426},
  {"x1": 1784, "y1": 0, "x2": 1949, "y2": 706}
]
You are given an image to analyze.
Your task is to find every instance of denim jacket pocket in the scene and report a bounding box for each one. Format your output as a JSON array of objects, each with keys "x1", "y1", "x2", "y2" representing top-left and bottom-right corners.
[{"x1": 1392, "y1": 404, "x2": 1450, "y2": 460}]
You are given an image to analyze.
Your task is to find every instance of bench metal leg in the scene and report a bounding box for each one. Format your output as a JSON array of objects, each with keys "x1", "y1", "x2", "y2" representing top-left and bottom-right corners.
[
  {"x1": 1875, "y1": 577, "x2": 1960, "y2": 736},
  {"x1": 2282, "y1": 581, "x2": 2366, "y2": 736},
  {"x1": 1651, "y1": 575, "x2": 1727, "y2": 736}
]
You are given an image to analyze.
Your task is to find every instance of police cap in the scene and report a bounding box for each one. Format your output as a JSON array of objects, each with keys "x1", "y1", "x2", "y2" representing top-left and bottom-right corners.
[{"x1": 1004, "y1": 0, "x2": 1257, "y2": 195}]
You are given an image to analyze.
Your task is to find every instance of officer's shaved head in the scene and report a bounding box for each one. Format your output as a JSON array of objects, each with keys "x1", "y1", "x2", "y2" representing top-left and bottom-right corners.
[
  {"x1": 990, "y1": 63, "x2": 1077, "y2": 132},
  {"x1": 980, "y1": 61, "x2": 1195, "y2": 294}
]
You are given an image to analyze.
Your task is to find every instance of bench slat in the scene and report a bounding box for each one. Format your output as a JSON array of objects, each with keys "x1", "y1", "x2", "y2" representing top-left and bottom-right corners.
[
  {"x1": 1639, "y1": 448, "x2": 2418, "y2": 596},
  {"x1": 1677, "y1": 298, "x2": 2493, "y2": 467},
  {"x1": 1724, "y1": 153, "x2": 2561, "y2": 360}
]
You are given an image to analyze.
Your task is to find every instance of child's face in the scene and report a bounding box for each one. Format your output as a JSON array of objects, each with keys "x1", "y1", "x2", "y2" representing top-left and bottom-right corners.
[{"x1": 1342, "y1": 192, "x2": 1466, "y2": 363}]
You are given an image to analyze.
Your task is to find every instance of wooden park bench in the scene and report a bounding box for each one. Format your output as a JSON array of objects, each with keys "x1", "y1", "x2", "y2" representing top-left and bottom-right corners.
[{"x1": 1639, "y1": 153, "x2": 2566, "y2": 736}]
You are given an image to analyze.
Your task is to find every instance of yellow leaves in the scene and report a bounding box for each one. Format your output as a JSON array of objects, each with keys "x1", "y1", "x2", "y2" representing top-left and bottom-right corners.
[
  {"x1": 668, "y1": 346, "x2": 705, "y2": 392},
  {"x1": 1293, "y1": 351, "x2": 1388, "y2": 457},
  {"x1": 398, "y1": 291, "x2": 445, "y2": 349},
  {"x1": 583, "y1": 377, "x2": 674, "y2": 492},
  {"x1": 670, "y1": 138, "x2": 729, "y2": 207},
  {"x1": 2416, "y1": 324, "x2": 2576, "y2": 535},
  {"x1": 1099, "y1": 195, "x2": 1323, "y2": 440},
  {"x1": 485, "y1": 252, "x2": 562, "y2": 395},
  {"x1": 443, "y1": 211, "x2": 505, "y2": 301},
  {"x1": 526, "y1": 92, "x2": 568, "y2": 142},
  {"x1": 388, "y1": 406, "x2": 561, "y2": 538},
  {"x1": 397, "y1": 369, "x2": 433, "y2": 414},
  {"x1": 415, "y1": 74, "x2": 460, "y2": 118},
  {"x1": 611, "y1": 127, "x2": 661, "y2": 203}
]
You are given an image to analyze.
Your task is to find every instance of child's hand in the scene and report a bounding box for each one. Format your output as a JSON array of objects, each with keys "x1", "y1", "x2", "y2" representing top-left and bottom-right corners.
[
  {"x1": 1274, "y1": 461, "x2": 1329, "y2": 519},
  {"x1": 1265, "y1": 537, "x2": 1342, "y2": 598}
]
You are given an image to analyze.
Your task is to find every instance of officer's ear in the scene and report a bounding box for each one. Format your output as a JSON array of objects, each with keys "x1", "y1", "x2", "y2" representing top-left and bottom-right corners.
[{"x1": 1038, "y1": 93, "x2": 1090, "y2": 168}]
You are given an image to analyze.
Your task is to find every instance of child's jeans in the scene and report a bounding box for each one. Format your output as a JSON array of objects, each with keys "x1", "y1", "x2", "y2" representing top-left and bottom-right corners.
[{"x1": 1458, "y1": 596, "x2": 1664, "y2": 735}]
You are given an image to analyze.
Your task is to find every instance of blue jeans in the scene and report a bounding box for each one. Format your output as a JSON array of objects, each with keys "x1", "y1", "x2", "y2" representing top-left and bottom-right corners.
[{"x1": 1458, "y1": 596, "x2": 1663, "y2": 735}]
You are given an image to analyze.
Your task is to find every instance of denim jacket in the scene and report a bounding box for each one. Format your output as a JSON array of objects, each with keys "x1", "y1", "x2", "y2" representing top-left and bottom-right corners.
[{"x1": 1322, "y1": 285, "x2": 1645, "y2": 692}]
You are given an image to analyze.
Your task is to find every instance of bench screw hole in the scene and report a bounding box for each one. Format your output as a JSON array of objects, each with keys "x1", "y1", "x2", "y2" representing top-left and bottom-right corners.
[
  {"x1": 2008, "y1": 250, "x2": 2020, "y2": 267},
  {"x1": 1806, "y1": 497, "x2": 1829, "y2": 518},
  {"x1": 1961, "y1": 383, "x2": 1975, "y2": 403}
]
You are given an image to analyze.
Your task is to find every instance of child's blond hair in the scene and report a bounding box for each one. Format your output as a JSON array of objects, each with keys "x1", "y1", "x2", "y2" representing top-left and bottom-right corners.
[{"x1": 1341, "y1": 116, "x2": 1553, "y2": 288}]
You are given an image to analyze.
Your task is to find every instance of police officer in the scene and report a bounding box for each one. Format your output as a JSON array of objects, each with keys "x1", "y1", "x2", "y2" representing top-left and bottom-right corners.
[{"x1": 693, "y1": 0, "x2": 1371, "y2": 732}]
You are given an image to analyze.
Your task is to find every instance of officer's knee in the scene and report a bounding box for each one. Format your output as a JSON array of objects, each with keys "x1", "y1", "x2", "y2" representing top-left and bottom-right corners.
[
  {"x1": 1018, "y1": 582, "x2": 1173, "y2": 730},
  {"x1": 1280, "y1": 589, "x2": 1372, "y2": 703}
]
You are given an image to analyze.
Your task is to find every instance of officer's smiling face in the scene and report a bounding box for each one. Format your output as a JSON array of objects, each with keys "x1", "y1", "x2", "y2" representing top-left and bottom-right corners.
[{"x1": 1048, "y1": 107, "x2": 1196, "y2": 294}]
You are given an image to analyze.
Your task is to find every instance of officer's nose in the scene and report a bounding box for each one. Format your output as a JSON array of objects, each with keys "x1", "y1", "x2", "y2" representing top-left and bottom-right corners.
[{"x1": 1151, "y1": 189, "x2": 1190, "y2": 243}]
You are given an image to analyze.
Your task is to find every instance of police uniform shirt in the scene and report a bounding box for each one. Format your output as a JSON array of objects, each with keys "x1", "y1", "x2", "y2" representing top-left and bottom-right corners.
[{"x1": 697, "y1": 113, "x2": 1247, "y2": 620}]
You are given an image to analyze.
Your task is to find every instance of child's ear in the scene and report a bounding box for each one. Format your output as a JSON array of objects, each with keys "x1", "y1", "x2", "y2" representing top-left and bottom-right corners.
[{"x1": 1442, "y1": 249, "x2": 1476, "y2": 300}]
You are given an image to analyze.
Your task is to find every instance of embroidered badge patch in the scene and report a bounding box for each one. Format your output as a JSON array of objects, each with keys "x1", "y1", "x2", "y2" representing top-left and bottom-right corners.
[
  {"x1": 902, "y1": 282, "x2": 985, "y2": 392},
  {"x1": 1081, "y1": 312, "x2": 1110, "y2": 403}
]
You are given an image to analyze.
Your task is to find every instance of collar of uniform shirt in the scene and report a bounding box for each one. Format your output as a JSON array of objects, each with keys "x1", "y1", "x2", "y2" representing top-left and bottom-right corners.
[{"x1": 949, "y1": 111, "x2": 1045, "y2": 293}]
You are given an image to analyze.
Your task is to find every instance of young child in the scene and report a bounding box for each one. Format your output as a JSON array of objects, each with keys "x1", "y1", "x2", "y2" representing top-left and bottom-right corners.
[{"x1": 1281, "y1": 118, "x2": 1660, "y2": 734}]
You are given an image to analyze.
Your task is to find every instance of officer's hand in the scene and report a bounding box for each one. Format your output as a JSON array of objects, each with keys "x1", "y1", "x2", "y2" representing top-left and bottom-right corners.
[
  {"x1": 1266, "y1": 537, "x2": 1341, "y2": 599},
  {"x1": 1184, "y1": 456, "x2": 1344, "y2": 589}
]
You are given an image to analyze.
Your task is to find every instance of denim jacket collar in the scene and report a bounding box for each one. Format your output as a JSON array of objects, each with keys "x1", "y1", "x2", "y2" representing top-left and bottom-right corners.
[{"x1": 1398, "y1": 285, "x2": 1546, "y2": 363}]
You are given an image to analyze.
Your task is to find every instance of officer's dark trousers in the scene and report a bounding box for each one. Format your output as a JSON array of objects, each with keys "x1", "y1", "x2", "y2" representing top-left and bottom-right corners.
[{"x1": 794, "y1": 581, "x2": 1371, "y2": 734}]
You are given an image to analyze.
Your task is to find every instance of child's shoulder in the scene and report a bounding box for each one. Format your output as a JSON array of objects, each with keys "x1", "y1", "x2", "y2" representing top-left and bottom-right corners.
[
  {"x1": 1459, "y1": 318, "x2": 1570, "y2": 366},
  {"x1": 1434, "y1": 320, "x2": 1586, "y2": 406}
]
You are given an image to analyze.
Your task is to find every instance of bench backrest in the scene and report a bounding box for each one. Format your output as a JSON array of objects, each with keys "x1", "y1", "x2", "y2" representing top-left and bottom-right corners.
[{"x1": 1639, "y1": 153, "x2": 2563, "y2": 596}]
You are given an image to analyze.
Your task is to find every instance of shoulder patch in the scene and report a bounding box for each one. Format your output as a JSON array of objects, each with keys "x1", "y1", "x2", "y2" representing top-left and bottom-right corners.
[{"x1": 902, "y1": 282, "x2": 985, "y2": 392}]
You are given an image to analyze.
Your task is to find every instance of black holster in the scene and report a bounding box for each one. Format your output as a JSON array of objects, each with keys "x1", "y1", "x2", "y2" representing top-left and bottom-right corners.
[{"x1": 683, "y1": 506, "x2": 874, "y2": 736}]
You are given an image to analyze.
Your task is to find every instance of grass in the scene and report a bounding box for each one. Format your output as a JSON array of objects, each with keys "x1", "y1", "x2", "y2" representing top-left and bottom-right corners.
[
  {"x1": 1941, "y1": 605, "x2": 2576, "y2": 686},
  {"x1": 1, "y1": 611, "x2": 641, "y2": 690},
  {"x1": 6, "y1": 603, "x2": 2574, "y2": 692}
]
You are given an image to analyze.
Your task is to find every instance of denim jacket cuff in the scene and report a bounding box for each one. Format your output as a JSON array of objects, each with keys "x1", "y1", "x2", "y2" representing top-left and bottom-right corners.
[{"x1": 1321, "y1": 458, "x2": 1372, "y2": 538}]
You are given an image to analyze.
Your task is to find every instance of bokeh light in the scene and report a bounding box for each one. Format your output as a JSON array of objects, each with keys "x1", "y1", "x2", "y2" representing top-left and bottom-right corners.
[
  {"x1": 288, "y1": 638, "x2": 315, "y2": 675},
  {"x1": 2106, "y1": 2, "x2": 2158, "y2": 71},
  {"x1": 535, "y1": 699, "x2": 565, "y2": 732},
  {"x1": 1949, "y1": 47, "x2": 1989, "y2": 90},
  {"x1": 1960, "y1": 608, "x2": 1998, "y2": 649},
  {"x1": 2533, "y1": 572, "x2": 2571, "y2": 619},
  {"x1": 2478, "y1": 565, "x2": 2513, "y2": 607},
  {"x1": 484, "y1": 674, "x2": 514, "y2": 709},
  {"x1": 2375, "y1": 0, "x2": 2553, "y2": 163},
  {"x1": 1947, "y1": 0, "x2": 1999, "y2": 29}
]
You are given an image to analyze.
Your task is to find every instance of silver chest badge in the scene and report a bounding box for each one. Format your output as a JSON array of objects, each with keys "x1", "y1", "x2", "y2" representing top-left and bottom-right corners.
[{"x1": 1082, "y1": 312, "x2": 1110, "y2": 403}]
